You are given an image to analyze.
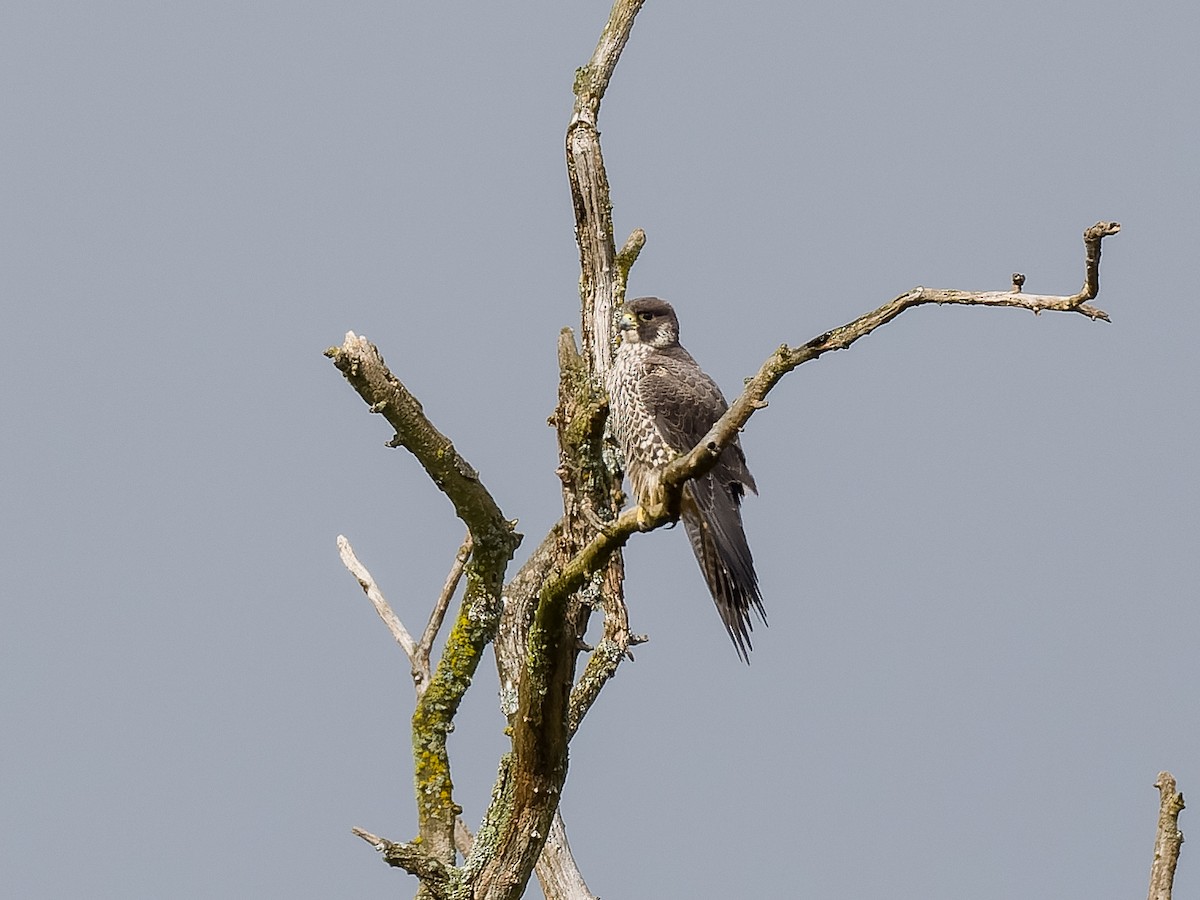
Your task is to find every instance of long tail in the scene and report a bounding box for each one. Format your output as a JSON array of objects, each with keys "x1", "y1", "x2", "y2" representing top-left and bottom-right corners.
[{"x1": 681, "y1": 477, "x2": 766, "y2": 662}]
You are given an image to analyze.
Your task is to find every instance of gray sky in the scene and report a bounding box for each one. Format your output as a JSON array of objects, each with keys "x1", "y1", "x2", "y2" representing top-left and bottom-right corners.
[{"x1": 4, "y1": 2, "x2": 1197, "y2": 898}]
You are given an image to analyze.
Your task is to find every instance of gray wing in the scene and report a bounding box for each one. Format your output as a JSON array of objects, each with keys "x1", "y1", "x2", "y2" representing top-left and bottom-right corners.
[
  {"x1": 638, "y1": 346, "x2": 757, "y2": 493},
  {"x1": 640, "y1": 346, "x2": 766, "y2": 661}
]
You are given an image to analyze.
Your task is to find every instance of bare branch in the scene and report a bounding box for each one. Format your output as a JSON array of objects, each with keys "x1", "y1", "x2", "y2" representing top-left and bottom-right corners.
[
  {"x1": 568, "y1": 628, "x2": 642, "y2": 738},
  {"x1": 669, "y1": 221, "x2": 1121, "y2": 478},
  {"x1": 326, "y1": 333, "x2": 520, "y2": 549},
  {"x1": 616, "y1": 227, "x2": 647, "y2": 284},
  {"x1": 536, "y1": 506, "x2": 643, "y2": 614},
  {"x1": 454, "y1": 816, "x2": 474, "y2": 859},
  {"x1": 1078, "y1": 220, "x2": 1119, "y2": 304},
  {"x1": 575, "y1": 0, "x2": 645, "y2": 100},
  {"x1": 1148, "y1": 772, "x2": 1186, "y2": 900},
  {"x1": 337, "y1": 534, "x2": 417, "y2": 660},
  {"x1": 568, "y1": 0, "x2": 647, "y2": 378},
  {"x1": 419, "y1": 531, "x2": 473, "y2": 669},
  {"x1": 328, "y1": 332, "x2": 521, "y2": 868},
  {"x1": 918, "y1": 221, "x2": 1119, "y2": 320},
  {"x1": 351, "y1": 827, "x2": 453, "y2": 898},
  {"x1": 536, "y1": 812, "x2": 599, "y2": 900},
  {"x1": 337, "y1": 529, "x2": 473, "y2": 695}
]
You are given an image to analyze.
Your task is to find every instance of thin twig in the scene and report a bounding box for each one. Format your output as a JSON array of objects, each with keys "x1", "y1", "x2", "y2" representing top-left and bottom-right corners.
[
  {"x1": 419, "y1": 531, "x2": 473, "y2": 673},
  {"x1": 337, "y1": 535, "x2": 417, "y2": 660}
]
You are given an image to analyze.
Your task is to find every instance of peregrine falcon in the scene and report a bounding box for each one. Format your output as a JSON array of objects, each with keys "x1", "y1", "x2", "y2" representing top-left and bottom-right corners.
[{"x1": 606, "y1": 296, "x2": 765, "y2": 660}]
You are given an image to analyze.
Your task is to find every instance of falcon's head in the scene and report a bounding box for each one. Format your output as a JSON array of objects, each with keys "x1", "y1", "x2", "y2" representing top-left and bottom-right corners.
[{"x1": 617, "y1": 296, "x2": 680, "y2": 348}]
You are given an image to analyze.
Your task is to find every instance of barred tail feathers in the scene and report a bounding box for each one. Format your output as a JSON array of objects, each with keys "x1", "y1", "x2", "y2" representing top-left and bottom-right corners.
[{"x1": 680, "y1": 478, "x2": 766, "y2": 662}]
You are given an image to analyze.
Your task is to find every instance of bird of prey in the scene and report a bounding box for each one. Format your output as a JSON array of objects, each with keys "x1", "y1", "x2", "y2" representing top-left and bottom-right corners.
[{"x1": 606, "y1": 296, "x2": 765, "y2": 660}]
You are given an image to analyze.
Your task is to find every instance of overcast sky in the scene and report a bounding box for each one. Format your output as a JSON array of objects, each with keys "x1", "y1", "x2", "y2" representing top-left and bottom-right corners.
[{"x1": 4, "y1": 2, "x2": 1198, "y2": 898}]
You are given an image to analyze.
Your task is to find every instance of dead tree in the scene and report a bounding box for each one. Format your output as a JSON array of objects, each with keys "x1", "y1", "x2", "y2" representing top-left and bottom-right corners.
[{"x1": 327, "y1": 1, "x2": 1125, "y2": 897}]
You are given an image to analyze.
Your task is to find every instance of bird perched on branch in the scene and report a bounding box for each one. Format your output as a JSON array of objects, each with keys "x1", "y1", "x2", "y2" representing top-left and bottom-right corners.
[{"x1": 606, "y1": 296, "x2": 766, "y2": 660}]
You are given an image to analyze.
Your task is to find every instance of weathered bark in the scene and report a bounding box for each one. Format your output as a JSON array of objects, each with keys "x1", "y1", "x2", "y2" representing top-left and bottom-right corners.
[
  {"x1": 467, "y1": 4, "x2": 648, "y2": 897},
  {"x1": 1148, "y1": 772, "x2": 1185, "y2": 900},
  {"x1": 569, "y1": 1, "x2": 647, "y2": 378},
  {"x1": 328, "y1": 333, "x2": 520, "y2": 879}
]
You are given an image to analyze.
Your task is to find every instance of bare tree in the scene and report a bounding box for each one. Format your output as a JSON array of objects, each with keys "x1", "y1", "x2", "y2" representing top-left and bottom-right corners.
[{"x1": 327, "y1": 2, "x2": 1132, "y2": 898}]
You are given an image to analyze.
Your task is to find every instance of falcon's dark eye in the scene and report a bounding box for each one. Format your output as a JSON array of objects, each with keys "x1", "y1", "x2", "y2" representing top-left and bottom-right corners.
[{"x1": 637, "y1": 311, "x2": 654, "y2": 321}]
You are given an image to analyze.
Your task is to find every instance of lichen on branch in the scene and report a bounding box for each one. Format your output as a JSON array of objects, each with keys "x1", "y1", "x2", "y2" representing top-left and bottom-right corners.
[{"x1": 328, "y1": 332, "x2": 521, "y2": 871}]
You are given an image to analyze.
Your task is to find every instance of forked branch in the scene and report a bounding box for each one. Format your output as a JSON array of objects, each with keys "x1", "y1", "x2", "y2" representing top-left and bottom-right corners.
[
  {"x1": 336, "y1": 532, "x2": 472, "y2": 693},
  {"x1": 328, "y1": 332, "x2": 520, "y2": 870}
]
